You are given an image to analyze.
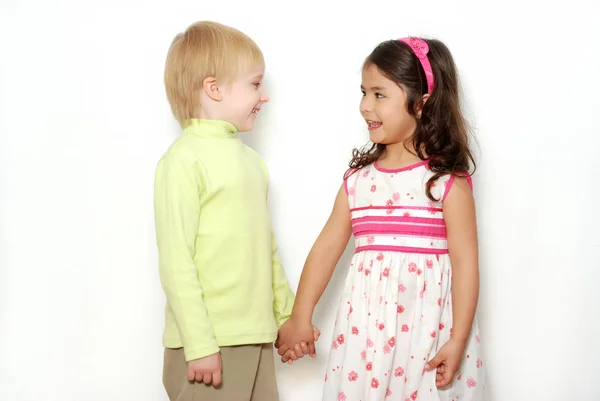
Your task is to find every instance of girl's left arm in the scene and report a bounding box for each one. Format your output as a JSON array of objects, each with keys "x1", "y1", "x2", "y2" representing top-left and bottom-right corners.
[{"x1": 443, "y1": 176, "x2": 479, "y2": 346}]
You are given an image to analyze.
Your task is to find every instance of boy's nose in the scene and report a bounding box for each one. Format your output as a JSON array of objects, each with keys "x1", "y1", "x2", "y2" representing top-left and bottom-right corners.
[{"x1": 261, "y1": 89, "x2": 270, "y2": 103}]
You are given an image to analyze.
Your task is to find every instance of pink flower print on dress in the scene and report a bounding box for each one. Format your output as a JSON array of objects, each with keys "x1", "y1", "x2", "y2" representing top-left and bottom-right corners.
[
  {"x1": 366, "y1": 362, "x2": 373, "y2": 371},
  {"x1": 361, "y1": 350, "x2": 367, "y2": 361},
  {"x1": 325, "y1": 373, "x2": 328, "y2": 382},
  {"x1": 467, "y1": 378, "x2": 477, "y2": 388},
  {"x1": 386, "y1": 388, "x2": 392, "y2": 397},
  {"x1": 370, "y1": 185, "x2": 377, "y2": 192},
  {"x1": 439, "y1": 323, "x2": 445, "y2": 330},
  {"x1": 358, "y1": 262, "x2": 364, "y2": 272},
  {"x1": 411, "y1": 390, "x2": 418, "y2": 400},
  {"x1": 393, "y1": 192, "x2": 400, "y2": 202},
  {"x1": 401, "y1": 324, "x2": 409, "y2": 332},
  {"x1": 337, "y1": 334, "x2": 345, "y2": 345},
  {"x1": 397, "y1": 304, "x2": 405, "y2": 314},
  {"x1": 332, "y1": 341, "x2": 339, "y2": 350},
  {"x1": 395, "y1": 366, "x2": 405, "y2": 377},
  {"x1": 352, "y1": 326, "x2": 359, "y2": 335},
  {"x1": 426, "y1": 259, "x2": 433, "y2": 269},
  {"x1": 430, "y1": 331, "x2": 436, "y2": 338},
  {"x1": 367, "y1": 236, "x2": 375, "y2": 244},
  {"x1": 388, "y1": 337, "x2": 396, "y2": 347},
  {"x1": 367, "y1": 338, "x2": 374, "y2": 348},
  {"x1": 476, "y1": 335, "x2": 481, "y2": 343},
  {"x1": 382, "y1": 267, "x2": 390, "y2": 278},
  {"x1": 383, "y1": 344, "x2": 392, "y2": 354},
  {"x1": 348, "y1": 371, "x2": 358, "y2": 381},
  {"x1": 371, "y1": 378, "x2": 379, "y2": 389},
  {"x1": 386, "y1": 199, "x2": 394, "y2": 207},
  {"x1": 376, "y1": 252, "x2": 384, "y2": 261},
  {"x1": 398, "y1": 283, "x2": 407, "y2": 293},
  {"x1": 364, "y1": 268, "x2": 371, "y2": 276},
  {"x1": 408, "y1": 262, "x2": 417, "y2": 273},
  {"x1": 403, "y1": 211, "x2": 411, "y2": 217},
  {"x1": 386, "y1": 208, "x2": 394, "y2": 215},
  {"x1": 377, "y1": 322, "x2": 385, "y2": 331},
  {"x1": 476, "y1": 358, "x2": 483, "y2": 369},
  {"x1": 338, "y1": 392, "x2": 347, "y2": 401}
]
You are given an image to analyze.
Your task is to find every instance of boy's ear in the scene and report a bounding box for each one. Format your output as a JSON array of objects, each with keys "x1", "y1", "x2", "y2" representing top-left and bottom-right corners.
[{"x1": 202, "y1": 77, "x2": 222, "y2": 101}]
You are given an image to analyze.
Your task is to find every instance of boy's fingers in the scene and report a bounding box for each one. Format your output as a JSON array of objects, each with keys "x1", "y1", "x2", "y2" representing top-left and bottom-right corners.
[
  {"x1": 300, "y1": 342, "x2": 310, "y2": 354},
  {"x1": 212, "y1": 370, "x2": 222, "y2": 387},
  {"x1": 293, "y1": 344, "x2": 304, "y2": 357},
  {"x1": 202, "y1": 373, "x2": 212, "y2": 385}
]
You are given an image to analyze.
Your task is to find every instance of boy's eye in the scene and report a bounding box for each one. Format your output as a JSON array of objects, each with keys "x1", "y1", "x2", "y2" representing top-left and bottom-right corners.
[{"x1": 253, "y1": 82, "x2": 261, "y2": 88}]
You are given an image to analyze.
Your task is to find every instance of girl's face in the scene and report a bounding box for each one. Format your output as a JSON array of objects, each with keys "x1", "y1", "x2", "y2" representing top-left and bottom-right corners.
[{"x1": 360, "y1": 64, "x2": 417, "y2": 145}]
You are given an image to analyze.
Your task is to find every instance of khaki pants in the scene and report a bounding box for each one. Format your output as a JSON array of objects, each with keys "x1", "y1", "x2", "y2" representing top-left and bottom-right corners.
[{"x1": 163, "y1": 343, "x2": 279, "y2": 401}]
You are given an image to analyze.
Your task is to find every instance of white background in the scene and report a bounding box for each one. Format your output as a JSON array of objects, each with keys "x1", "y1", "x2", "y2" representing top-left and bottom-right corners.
[{"x1": 1, "y1": 0, "x2": 599, "y2": 400}]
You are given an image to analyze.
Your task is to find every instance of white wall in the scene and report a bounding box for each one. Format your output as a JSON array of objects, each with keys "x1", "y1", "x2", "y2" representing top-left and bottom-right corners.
[{"x1": 1, "y1": 1, "x2": 599, "y2": 400}]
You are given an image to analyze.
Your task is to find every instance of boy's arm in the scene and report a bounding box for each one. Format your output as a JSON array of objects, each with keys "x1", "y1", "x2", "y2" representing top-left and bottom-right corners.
[
  {"x1": 271, "y1": 229, "x2": 295, "y2": 328},
  {"x1": 154, "y1": 151, "x2": 218, "y2": 361},
  {"x1": 256, "y1": 157, "x2": 295, "y2": 327}
]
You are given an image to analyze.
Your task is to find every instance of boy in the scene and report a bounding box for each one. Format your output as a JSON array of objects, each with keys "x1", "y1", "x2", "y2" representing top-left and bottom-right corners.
[{"x1": 154, "y1": 21, "x2": 316, "y2": 401}]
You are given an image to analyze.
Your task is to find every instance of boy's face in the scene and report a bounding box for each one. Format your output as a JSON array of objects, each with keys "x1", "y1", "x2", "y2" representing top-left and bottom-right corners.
[{"x1": 220, "y1": 65, "x2": 269, "y2": 132}]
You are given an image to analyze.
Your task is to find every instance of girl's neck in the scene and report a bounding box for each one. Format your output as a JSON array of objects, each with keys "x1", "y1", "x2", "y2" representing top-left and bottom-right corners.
[{"x1": 377, "y1": 141, "x2": 423, "y2": 169}]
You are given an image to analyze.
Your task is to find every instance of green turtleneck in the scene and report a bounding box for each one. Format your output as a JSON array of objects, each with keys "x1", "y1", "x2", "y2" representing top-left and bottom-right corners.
[{"x1": 154, "y1": 119, "x2": 295, "y2": 361}]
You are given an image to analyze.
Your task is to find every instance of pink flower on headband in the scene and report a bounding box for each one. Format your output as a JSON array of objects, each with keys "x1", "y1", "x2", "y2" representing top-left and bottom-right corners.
[
  {"x1": 405, "y1": 37, "x2": 429, "y2": 59},
  {"x1": 398, "y1": 36, "x2": 435, "y2": 93}
]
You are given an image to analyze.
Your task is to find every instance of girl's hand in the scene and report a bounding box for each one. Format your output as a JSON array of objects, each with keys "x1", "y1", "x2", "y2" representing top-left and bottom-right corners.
[
  {"x1": 275, "y1": 317, "x2": 317, "y2": 362},
  {"x1": 424, "y1": 338, "x2": 466, "y2": 387},
  {"x1": 279, "y1": 325, "x2": 321, "y2": 364}
]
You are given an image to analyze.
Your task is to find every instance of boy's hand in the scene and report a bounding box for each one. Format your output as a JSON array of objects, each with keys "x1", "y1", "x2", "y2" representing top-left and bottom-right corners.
[
  {"x1": 275, "y1": 318, "x2": 320, "y2": 363},
  {"x1": 187, "y1": 352, "x2": 222, "y2": 386},
  {"x1": 424, "y1": 338, "x2": 465, "y2": 387},
  {"x1": 280, "y1": 325, "x2": 321, "y2": 364}
]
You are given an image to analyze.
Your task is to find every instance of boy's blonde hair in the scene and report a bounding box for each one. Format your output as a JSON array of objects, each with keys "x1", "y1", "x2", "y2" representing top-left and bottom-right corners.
[{"x1": 164, "y1": 21, "x2": 264, "y2": 126}]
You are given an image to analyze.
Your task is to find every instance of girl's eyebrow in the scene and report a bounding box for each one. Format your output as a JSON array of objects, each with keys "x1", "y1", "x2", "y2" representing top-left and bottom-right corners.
[{"x1": 360, "y1": 85, "x2": 386, "y2": 91}]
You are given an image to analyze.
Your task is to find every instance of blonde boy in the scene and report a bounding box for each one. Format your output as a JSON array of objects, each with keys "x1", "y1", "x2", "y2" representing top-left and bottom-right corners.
[{"x1": 154, "y1": 21, "x2": 313, "y2": 401}]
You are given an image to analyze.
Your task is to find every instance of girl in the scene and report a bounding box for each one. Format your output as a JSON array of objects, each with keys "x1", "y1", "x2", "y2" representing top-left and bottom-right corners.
[{"x1": 276, "y1": 37, "x2": 487, "y2": 400}]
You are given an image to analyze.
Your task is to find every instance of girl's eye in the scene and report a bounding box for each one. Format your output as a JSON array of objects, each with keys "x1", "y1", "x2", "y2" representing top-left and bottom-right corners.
[
  {"x1": 375, "y1": 93, "x2": 383, "y2": 98},
  {"x1": 253, "y1": 82, "x2": 261, "y2": 88},
  {"x1": 361, "y1": 90, "x2": 366, "y2": 96}
]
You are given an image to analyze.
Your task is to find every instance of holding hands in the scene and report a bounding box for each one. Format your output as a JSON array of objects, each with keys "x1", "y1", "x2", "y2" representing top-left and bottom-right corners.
[{"x1": 275, "y1": 316, "x2": 320, "y2": 364}]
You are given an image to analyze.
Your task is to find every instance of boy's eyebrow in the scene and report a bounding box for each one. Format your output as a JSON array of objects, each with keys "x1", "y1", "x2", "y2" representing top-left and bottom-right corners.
[{"x1": 253, "y1": 74, "x2": 263, "y2": 80}]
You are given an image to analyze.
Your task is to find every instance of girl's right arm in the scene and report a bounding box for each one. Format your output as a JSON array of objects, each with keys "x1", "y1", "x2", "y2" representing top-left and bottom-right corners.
[{"x1": 276, "y1": 184, "x2": 352, "y2": 359}]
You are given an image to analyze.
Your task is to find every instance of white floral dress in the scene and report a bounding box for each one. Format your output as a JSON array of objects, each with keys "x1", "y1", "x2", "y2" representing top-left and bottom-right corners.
[{"x1": 322, "y1": 160, "x2": 487, "y2": 401}]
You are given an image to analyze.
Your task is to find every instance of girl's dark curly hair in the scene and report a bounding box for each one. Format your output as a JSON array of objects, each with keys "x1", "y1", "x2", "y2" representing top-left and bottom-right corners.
[{"x1": 349, "y1": 38, "x2": 475, "y2": 201}]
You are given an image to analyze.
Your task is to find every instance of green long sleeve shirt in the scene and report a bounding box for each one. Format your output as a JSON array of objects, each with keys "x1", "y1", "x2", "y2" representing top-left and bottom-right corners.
[{"x1": 153, "y1": 119, "x2": 295, "y2": 361}]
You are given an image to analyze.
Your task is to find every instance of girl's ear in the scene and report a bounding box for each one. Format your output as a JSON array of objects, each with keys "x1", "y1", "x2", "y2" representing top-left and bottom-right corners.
[
  {"x1": 415, "y1": 94, "x2": 430, "y2": 119},
  {"x1": 202, "y1": 77, "x2": 222, "y2": 101}
]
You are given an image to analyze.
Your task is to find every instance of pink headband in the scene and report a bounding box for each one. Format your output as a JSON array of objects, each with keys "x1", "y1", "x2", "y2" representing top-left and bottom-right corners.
[{"x1": 398, "y1": 37, "x2": 435, "y2": 93}]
